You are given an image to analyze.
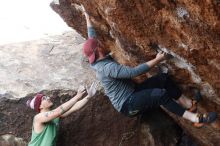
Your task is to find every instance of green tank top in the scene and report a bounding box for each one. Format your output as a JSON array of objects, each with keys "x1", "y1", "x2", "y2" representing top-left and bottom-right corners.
[{"x1": 28, "y1": 118, "x2": 60, "y2": 146}]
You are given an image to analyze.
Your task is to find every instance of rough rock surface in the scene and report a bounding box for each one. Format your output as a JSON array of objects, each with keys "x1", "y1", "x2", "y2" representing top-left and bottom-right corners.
[
  {"x1": 0, "y1": 134, "x2": 27, "y2": 146},
  {"x1": 50, "y1": 0, "x2": 220, "y2": 145},
  {"x1": 0, "y1": 92, "x2": 192, "y2": 146},
  {"x1": 0, "y1": 30, "x2": 95, "y2": 99},
  {"x1": 0, "y1": 32, "x2": 195, "y2": 146}
]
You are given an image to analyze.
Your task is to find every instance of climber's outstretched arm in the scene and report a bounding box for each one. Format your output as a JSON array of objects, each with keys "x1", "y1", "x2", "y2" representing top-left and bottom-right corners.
[
  {"x1": 60, "y1": 95, "x2": 90, "y2": 118},
  {"x1": 60, "y1": 82, "x2": 98, "y2": 118},
  {"x1": 82, "y1": 5, "x2": 97, "y2": 38}
]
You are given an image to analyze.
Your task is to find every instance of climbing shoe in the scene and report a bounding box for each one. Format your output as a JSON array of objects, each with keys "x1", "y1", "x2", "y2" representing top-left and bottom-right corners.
[{"x1": 194, "y1": 112, "x2": 217, "y2": 128}]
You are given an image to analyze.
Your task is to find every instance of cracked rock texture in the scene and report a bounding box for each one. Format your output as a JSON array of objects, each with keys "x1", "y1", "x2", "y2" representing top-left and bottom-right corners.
[
  {"x1": 0, "y1": 31, "x2": 195, "y2": 146},
  {"x1": 0, "y1": 91, "x2": 191, "y2": 146},
  {"x1": 1, "y1": 0, "x2": 220, "y2": 144},
  {"x1": 50, "y1": 0, "x2": 220, "y2": 145},
  {"x1": 0, "y1": 30, "x2": 96, "y2": 99}
]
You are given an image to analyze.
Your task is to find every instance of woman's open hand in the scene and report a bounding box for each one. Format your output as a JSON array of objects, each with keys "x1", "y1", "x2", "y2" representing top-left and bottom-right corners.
[
  {"x1": 155, "y1": 51, "x2": 166, "y2": 61},
  {"x1": 86, "y1": 82, "x2": 98, "y2": 99},
  {"x1": 77, "y1": 85, "x2": 86, "y2": 97}
]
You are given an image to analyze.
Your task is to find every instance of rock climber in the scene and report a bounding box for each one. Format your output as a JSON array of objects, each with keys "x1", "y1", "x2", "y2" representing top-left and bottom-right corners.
[
  {"x1": 27, "y1": 82, "x2": 98, "y2": 146},
  {"x1": 81, "y1": 5, "x2": 217, "y2": 127}
]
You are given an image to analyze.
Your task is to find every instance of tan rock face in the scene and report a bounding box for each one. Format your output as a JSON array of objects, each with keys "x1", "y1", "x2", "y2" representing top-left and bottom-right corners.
[
  {"x1": 0, "y1": 33, "x2": 185, "y2": 146},
  {"x1": 0, "y1": 31, "x2": 95, "y2": 99},
  {"x1": 51, "y1": 0, "x2": 220, "y2": 145}
]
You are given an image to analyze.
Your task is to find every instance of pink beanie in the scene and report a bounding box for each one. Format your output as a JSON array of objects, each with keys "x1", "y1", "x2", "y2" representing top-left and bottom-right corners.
[{"x1": 26, "y1": 94, "x2": 44, "y2": 113}]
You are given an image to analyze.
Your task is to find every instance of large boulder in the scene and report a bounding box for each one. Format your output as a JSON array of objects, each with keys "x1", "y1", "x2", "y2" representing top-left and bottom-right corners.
[
  {"x1": 0, "y1": 92, "x2": 190, "y2": 146},
  {"x1": 50, "y1": 0, "x2": 220, "y2": 145},
  {"x1": 0, "y1": 32, "x2": 193, "y2": 145},
  {"x1": 0, "y1": 31, "x2": 93, "y2": 99}
]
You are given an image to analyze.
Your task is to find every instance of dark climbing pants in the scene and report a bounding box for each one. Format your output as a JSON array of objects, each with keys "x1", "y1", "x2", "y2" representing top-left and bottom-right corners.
[{"x1": 121, "y1": 73, "x2": 186, "y2": 117}]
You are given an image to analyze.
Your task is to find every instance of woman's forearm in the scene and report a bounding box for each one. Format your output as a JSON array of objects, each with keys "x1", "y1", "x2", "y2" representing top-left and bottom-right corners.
[
  {"x1": 146, "y1": 58, "x2": 161, "y2": 68},
  {"x1": 35, "y1": 93, "x2": 85, "y2": 123},
  {"x1": 61, "y1": 95, "x2": 90, "y2": 117},
  {"x1": 58, "y1": 94, "x2": 84, "y2": 114},
  {"x1": 84, "y1": 12, "x2": 93, "y2": 28}
]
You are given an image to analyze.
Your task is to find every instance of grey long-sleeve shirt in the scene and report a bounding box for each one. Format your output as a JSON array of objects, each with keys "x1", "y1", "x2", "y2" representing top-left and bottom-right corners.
[{"x1": 91, "y1": 56, "x2": 150, "y2": 112}]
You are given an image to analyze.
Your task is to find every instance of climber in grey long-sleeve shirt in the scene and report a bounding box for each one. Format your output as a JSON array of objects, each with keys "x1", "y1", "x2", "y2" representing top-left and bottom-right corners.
[
  {"x1": 81, "y1": 5, "x2": 217, "y2": 127},
  {"x1": 92, "y1": 56, "x2": 150, "y2": 111}
]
